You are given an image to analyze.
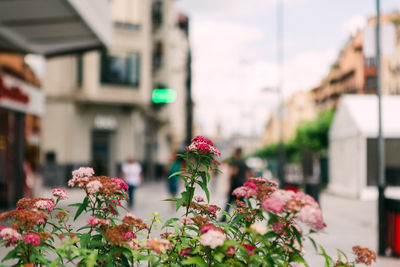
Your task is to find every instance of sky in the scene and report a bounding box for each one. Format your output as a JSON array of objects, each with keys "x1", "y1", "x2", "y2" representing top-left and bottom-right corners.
[{"x1": 175, "y1": 0, "x2": 400, "y2": 138}]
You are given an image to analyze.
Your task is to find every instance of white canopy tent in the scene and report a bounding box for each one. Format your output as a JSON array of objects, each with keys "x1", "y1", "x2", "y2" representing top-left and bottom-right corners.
[{"x1": 329, "y1": 94, "x2": 400, "y2": 200}]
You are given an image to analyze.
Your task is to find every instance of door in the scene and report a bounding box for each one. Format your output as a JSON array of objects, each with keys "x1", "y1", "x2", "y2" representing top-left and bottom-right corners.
[{"x1": 91, "y1": 131, "x2": 114, "y2": 177}]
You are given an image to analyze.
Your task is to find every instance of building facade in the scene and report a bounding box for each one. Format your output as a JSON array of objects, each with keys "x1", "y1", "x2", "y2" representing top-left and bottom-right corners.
[
  {"x1": 0, "y1": 54, "x2": 44, "y2": 208},
  {"x1": 312, "y1": 13, "x2": 400, "y2": 111},
  {"x1": 42, "y1": 0, "x2": 190, "y2": 183},
  {"x1": 261, "y1": 91, "x2": 317, "y2": 146}
]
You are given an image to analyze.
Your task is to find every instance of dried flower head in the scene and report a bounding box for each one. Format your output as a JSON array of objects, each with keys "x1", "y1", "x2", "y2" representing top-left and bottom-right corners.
[{"x1": 352, "y1": 246, "x2": 376, "y2": 266}]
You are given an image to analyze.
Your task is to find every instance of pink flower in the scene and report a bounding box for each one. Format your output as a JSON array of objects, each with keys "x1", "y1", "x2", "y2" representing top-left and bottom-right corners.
[
  {"x1": 200, "y1": 230, "x2": 226, "y2": 249},
  {"x1": 232, "y1": 186, "x2": 257, "y2": 199},
  {"x1": 298, "y1": 205, "x2": 326, "y2": 230},
  {"x1": 24, "y1": 233, "x2": 41, "y2": 246},
  {"x1": 124, "y1": 231, "x2": 135, "y2": 241},
  {"x1": 226, "y1": 246, "x2": 236, "y2": 257},
  {"x1": 242, "y1": 244, "x2": 256, "y2": 255},
  {"x1": 87, "y1": 217, "x2": 100, "y2": 226},
  {"x1": 0, "y1": 228, "x2": 22, "y2": 244},
  {"x1": 37, "y1": 217, "x2": 45, "y2": 225},
  {"x1": 51, "y1": 188, "x2": 68, "y2": 200},
  {"x1": 261, "y1": 197, "x2": 284, "y2": 213},
  {"x1": 295, "y1": 192, "x2": 319, "y2": 208},
  {"x1": 111, "y1": 177, "x2": 128, "y2": 191},
  {"x1": 180, "y1": 247, "x2": 192, "y2": 257},
  {"x1": 72, "y1": 167, "x2": 94, "y2": 179},
  {"x1": 272, "y1": 189, "x2": 295, "y2": 205},
  {"x1": 86, "y1": 180, "x2": 102, "y2": 194},
  {"x1": 127, "y1": 240, "x2": 141, "y2": 249},
  {"x1": 244, "y1": 181, "x2": 258, "y2": 191},
  {"x1": 199, "y1": 224, "x2": 215, "y2": 234},
  {"x1": 179, "y1": 216, "x2": 194, "y2": 225},
  {"x1": 272, "y1": 222, "x2": 284, "y2": 234},
  {"x1": 68, "y1": 167, "x2": 94, "y2": 187},
  {"x1": 104, "y1": 199, "x2": 121, "y2": 215},
  {"x1": 206, "y1": 206, "x2": 217, "y2": 218},
  {"x1": 194, "y1": 196, "x2": 205, "y2": 203},
  {"x1": 191, "y1": 136, "x2": 214, "y2": 146},
  {"x1": 34, "y1": 199, "x2": 55, "y2": 212},
  {"x1": 184, "y1": 136, "x2": 221, "y2": 156}
]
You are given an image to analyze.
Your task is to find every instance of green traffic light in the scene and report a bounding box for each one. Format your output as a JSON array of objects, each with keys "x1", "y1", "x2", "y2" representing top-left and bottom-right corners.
[{"x1": 152, "y1": 88, "x2": 177, "y2": 103}]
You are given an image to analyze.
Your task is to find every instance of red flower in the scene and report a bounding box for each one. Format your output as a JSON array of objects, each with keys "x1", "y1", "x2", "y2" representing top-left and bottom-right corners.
[{"x1": 242, "y1": 244, "x2": 256, "y2": 255}]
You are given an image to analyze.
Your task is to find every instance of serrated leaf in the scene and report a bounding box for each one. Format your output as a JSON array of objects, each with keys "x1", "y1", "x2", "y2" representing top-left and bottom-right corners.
[{"x1": 74, "y1": 196, "x2": 89, "y2": 221}]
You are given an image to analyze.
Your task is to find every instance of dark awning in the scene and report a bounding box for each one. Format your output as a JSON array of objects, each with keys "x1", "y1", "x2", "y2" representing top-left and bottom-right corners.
[{"x1": 0, "y1": 0, "x2": 112, "y2": 57}]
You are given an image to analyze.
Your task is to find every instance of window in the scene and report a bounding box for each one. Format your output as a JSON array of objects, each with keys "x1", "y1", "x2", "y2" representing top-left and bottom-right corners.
[
  {"x1": 77, "y1": 53, "x2": 83, "y2": 87},
  {"x1": 365, "y1": 75, "x2": 377, "y2": 89},
  {"x1": 153, "y1": 42, "x2": 163, "y2": 69},
  {"x1": 152, "y1": 1, "x2": 163, "y2": 28},
  {"x1": 101, "y1": 51, "x2": 140, "y2": 87}
]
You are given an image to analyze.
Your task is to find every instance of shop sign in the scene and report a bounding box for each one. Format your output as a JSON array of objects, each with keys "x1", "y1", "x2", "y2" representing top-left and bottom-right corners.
[
  {"x1": 94, "y1": 115, "x2": 117, "y2": 130},
  {"x1": 0, "y1": 74, "x2": 44, "y2": 116}
]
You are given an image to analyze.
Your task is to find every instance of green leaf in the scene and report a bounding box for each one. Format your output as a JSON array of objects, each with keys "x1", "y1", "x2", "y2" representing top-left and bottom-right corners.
[
  {"x1": 74, "y1": 196, "x2": 89, "y2": 221},
  {"x1": 85, "y1": 250, "x2": 98, "y2": 267},
  {"x1": 162, "y1": 217, "x2": 179, "y2": 229},
  {"x1": 231, "y1": 213, "x2": 250, "y2": 224},
  {"x1": 1, "y1": 248, "x2": 17, "y2": 262},
  {"x1": 80, "y1": 233, "x2": 91, "y2": 248},
  {"x1": 168, "y1": 170, "x2": 186, "y2": 179},
  {"x1": 182, "y1": 256, "x2": 208, "y2": 267}
]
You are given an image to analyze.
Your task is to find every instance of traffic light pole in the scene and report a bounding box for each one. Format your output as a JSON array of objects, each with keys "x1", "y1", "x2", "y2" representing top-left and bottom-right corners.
[
  {"x1": 376, "y1": 0, "x2": 386, "y2": 256},
  {"x1": 277, "y1": 0, "x2": 285, "y2": 188}
]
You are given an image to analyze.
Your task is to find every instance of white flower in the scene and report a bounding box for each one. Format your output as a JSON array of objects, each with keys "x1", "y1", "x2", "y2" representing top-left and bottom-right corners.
[
  {"x1": 200, "y1": 230, "x2": 225, "y2": 249},
  {"x1": 250, "y1": 223, "x2": 267, "y2": 235},
  {"x1": 86, "y1": 180, "x2": 102, "y2": 194}
]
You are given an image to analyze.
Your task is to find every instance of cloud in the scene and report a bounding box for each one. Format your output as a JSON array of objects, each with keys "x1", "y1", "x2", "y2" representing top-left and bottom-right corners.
[
  {"x1": 176, "y1": 0, "x2": 311, "y2": 18},
  {"x1": 342, "y1": 15, "x2": 366, "y2": 36}
]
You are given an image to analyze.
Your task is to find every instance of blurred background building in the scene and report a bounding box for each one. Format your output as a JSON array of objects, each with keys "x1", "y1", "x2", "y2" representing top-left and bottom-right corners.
[
  {"x1": 312, "y1": 13, "x2": 400, "y2": 111},
  {"x1": 0, "y1": 0, "x2": 112, "y2": 207},
  {"x1": 42, "y1": 0, "x2": 191, "y2": 185}
]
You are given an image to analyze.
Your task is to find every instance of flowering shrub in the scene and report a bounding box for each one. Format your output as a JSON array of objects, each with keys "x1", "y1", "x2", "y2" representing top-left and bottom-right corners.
[{"x1": 0, "y1": 136, "x2": 376, "y2": 266}]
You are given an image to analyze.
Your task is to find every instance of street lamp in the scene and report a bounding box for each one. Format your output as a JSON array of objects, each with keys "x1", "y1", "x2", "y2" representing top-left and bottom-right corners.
[
  {"x1": 375, "y1": 0, "x2": 386, "y2": 256},
  {"x1": 262, "y1": 87, "x2": 286, "y2": 188}
]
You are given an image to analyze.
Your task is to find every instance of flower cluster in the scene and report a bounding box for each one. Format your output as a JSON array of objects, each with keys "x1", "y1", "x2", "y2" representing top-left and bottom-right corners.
[
  {"x1": 23, "y1": 233, "x2": 41, "y2": 246},
  {"x1": 0, "y1": 138, "x2": 375, "y2": 267},
  {"x1": 352, "y1": 246, "x2": 377, "y2": 265},
  {"x1": 68, "y1": 167, "x2": 94, "y2": 187},
  {"x1": 51, "y1": 188, "x2": 68, "y2": 200},
  {"x1": 33, "y1": 199, "x2": 55, "y2": 212},
  {"x1": 145, "y1": 238, "x2": 173, "y2": 254},
  {"x1": 0, "y1": 227, "x2": 22, "y2": 245},
  {"x1": 185, "y1": 136, "x2": 221, "y2": 156}
]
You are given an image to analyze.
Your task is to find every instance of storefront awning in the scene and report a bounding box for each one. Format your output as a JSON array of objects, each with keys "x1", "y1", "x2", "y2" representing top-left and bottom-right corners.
[{"x1": 0, "y1": 0, "x2": 112, "y2": 57}]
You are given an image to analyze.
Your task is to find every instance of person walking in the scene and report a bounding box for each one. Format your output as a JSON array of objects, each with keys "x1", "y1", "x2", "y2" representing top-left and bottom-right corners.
[
  {"x1": 121, "y1": 156, "x2": 142, "y2": 209},
  {"x1": 166, "y1": 153, "x2": 182, "y2": 199},
  {"x1": 221, "y1": 147, "x2": 251, "y2": 222}
]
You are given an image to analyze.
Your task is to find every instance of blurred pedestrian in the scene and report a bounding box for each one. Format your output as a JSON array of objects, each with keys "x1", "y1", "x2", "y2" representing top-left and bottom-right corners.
[
  {"x1": 221, "y1": 147, "x2": 251, "y2": 222},
  {"x1": 121, "y1": 156, "x2": 142, "y2": 209},
  {"x1": 166, "y1": 152, "x2": 182, "y2": 199}
]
